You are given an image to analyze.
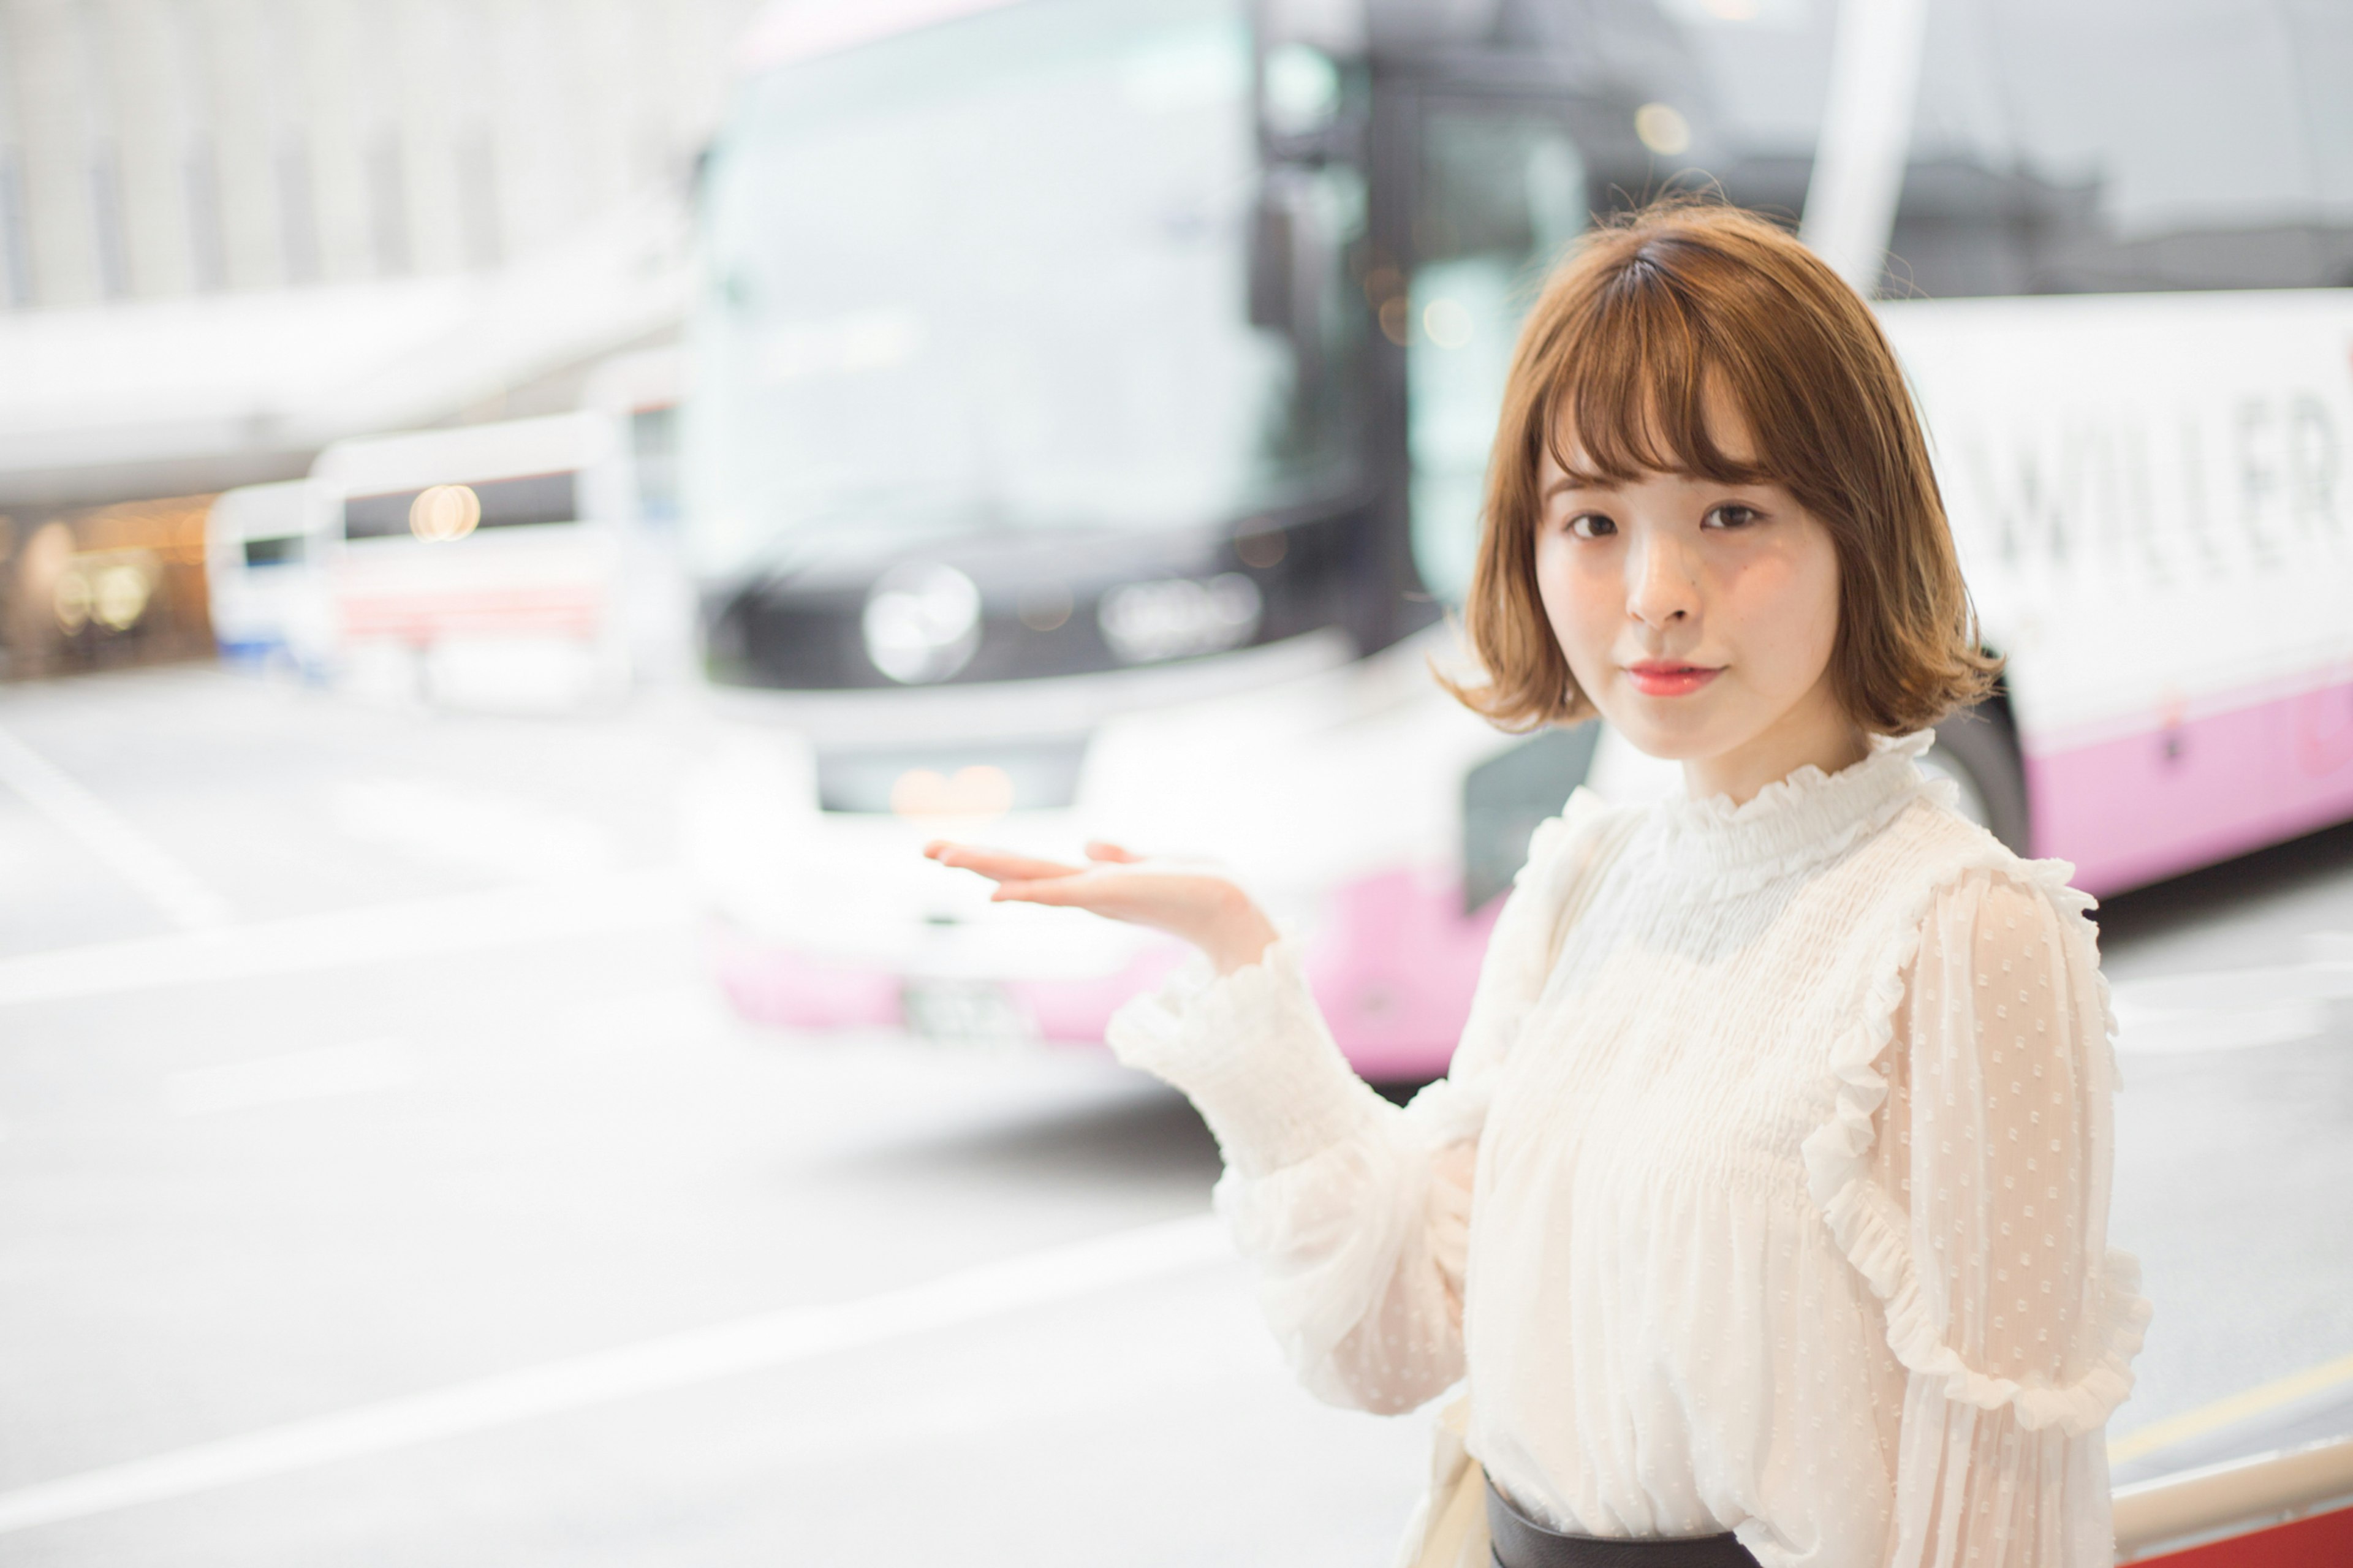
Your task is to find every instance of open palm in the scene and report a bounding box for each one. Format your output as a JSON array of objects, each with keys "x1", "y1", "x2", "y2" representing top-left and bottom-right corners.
[{"x1": 922, "y1": 838, "x2": 1278, "y2": 975}]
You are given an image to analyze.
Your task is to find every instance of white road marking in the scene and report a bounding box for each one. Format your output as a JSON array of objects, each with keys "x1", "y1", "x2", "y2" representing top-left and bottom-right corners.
[
  {"x1": 0, "y1": 869, "x2": 688, "y2": 1010},
  {"x1": 0, "y1": 1212, "x2": 1230, "y2": 1536},
  {"x1": 0, "y1": 721, "x2": 231, "y2": 930},
  {"x1": 163, "y1": 1039, "x2": 415, "y2": 1116}
]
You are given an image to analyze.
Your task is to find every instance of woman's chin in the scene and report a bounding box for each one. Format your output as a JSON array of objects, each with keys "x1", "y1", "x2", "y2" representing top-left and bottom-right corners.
[{"x1": 1597, "y1": 706, "x2": 1738, "y2": 765}]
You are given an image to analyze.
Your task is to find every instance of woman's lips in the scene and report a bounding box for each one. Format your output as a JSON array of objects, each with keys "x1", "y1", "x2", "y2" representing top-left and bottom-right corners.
[{"x1": 1624, "y1": 661, "x2": 1723, "y2": 697}]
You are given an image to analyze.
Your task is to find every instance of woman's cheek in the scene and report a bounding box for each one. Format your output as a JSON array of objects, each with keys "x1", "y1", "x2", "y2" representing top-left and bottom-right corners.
[
  {"x1": 1536, "y1": 545, "x2": 1612, "y2": 689},
  {"x1": 1779, "y1": 538, "x2": 1843, "y2": 689},
  {"x1": 1724, "y1": 548, "x2": 1831, "y2": 698}
]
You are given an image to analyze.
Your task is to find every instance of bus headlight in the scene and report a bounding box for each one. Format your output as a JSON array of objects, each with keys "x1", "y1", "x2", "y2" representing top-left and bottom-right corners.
[{"x1": 862, "y1": 563, "x2": 981, "y2": 683}]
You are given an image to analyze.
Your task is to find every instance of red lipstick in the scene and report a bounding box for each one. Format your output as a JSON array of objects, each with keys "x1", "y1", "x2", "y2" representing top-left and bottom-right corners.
[{"x1": 1624, "y1": 660, "x2": 1722, "y2": 697}]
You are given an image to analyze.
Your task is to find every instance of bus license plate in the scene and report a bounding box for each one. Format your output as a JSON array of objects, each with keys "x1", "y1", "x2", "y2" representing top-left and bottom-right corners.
[{"x1": 900, "y1": 978, "x2": 1039, "y2": 1049}]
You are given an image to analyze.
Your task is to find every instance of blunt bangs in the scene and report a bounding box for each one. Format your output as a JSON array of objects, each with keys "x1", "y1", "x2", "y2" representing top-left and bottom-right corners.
[{"x1": 1536, "y1": 250, "x2": 1777, "y2": 492}]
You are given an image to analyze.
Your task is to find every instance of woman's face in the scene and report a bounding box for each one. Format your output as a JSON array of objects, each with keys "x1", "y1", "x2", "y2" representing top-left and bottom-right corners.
[{"x1": 1533, "y1": 398, "x2": 1855, "y2": 794}]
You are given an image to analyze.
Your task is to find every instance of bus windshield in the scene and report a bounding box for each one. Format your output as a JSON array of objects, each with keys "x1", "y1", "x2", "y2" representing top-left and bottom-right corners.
[{"x1": 685, "y1": 0, "x2": 1366, "y2": 582}]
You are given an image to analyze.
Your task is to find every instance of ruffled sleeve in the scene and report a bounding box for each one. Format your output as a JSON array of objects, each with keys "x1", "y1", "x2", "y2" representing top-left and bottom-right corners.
[
  {"x1": 1107, "y1": 789, "x2": 1618, "y2": 1415},
  {"x1": 1815, "y1": 866, "x2": 2153, "y2": 1567}
]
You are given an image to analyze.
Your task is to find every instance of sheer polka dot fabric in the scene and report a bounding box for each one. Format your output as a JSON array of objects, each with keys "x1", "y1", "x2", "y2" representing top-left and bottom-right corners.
[{"x1": 1107, "y1": 737, "x2": 2149, "y2": 1568}]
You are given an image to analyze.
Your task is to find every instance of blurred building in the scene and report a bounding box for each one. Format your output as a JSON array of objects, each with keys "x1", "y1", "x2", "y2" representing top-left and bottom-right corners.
[
  {"x1": 0, "y1": 0, "x2": 737, "y2": 311},
  {"x1": 0, "y1": 0, "x2": 757, "y2": 674}
]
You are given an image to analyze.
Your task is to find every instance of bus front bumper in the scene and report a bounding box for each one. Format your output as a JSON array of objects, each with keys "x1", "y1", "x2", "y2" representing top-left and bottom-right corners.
[{"x1": 700, "y1": 862, "x2": 1502, "y2": 1083}]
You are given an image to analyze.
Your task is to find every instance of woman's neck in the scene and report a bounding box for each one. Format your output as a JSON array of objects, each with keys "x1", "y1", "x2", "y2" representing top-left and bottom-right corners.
[{"x1": 1680, "y1": 684, "x2": 1870, "y2": 806}]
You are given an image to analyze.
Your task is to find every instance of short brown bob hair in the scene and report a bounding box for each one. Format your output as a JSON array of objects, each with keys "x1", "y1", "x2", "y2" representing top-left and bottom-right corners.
[{"x1": 1447, "y1": 200, "x2": 1998, "y2": 735}]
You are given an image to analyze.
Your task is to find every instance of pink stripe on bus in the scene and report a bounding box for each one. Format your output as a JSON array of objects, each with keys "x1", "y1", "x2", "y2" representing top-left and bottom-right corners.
[{"x1": 2029, "y1": 674, "x2": 2353, "y2": 896}]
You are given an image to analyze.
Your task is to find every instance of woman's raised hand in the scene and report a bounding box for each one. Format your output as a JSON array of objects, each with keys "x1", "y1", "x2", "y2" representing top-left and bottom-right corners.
[{"x1": 922, "y1": 838, "x2": 1279, "y2": 976}]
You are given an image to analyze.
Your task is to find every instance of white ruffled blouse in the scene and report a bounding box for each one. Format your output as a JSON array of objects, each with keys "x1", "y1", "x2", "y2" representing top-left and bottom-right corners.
[{"x1": 1106, "y1": 735, "x2": 2151, "y2": 1568}]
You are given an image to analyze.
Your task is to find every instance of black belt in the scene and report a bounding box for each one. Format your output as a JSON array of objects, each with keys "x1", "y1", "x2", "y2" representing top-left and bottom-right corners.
[{"x1": 1485, "y1": 1478, "x2": 1760, "y2": 1568}]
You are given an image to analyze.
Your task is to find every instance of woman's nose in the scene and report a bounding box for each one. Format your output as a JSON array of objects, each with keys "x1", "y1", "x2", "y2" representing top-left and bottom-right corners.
[{"x1": 1625, "y1": 534, "x2": 1700, "y2": 627}]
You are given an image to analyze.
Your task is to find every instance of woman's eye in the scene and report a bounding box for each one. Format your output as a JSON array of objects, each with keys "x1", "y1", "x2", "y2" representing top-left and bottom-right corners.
[
  {"x1": 1703, "y1": 503, "x2": 1762, "y2": 531},
  {"x1": 1566, "y1": 513, "x2": 1617, "y2": 540}
]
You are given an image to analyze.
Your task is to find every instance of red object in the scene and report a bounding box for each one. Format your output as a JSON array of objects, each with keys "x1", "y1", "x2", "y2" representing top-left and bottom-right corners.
[
  {"x1": 1624, "y1": 660, "x2": 1724, "y2": 697},
  {"x1": 2132, "y1": 1506, "x2": 2353, "y2": 1567}
]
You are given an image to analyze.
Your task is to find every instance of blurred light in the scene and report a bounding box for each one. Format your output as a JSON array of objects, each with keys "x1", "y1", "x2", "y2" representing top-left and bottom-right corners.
[
  {"x1": 93, "y1": 564, "x2": 150, "y2": 631},
  {"x1": 863, "y1": 563, "x2": 982, "y2": 683},
  {"x1": 409, "y1": 484, "x2": 482, "y2": 542},
  {"x1": 889, "y1": 764, "x2": 1015, "y2": 820},
  {"x1": 1361, "y1": 265, "x2": 1401, "y2": 306},
  {"x1": 24, "y1": 521, "x2": 72, "y2": 585},
  {"x1": 1378, "y1": 296, "x2": 1411, "y2": 345},
  {"x1": 1016, "y1": 580, "x2": 1073, "y2": 631},
  {"x1": 1705, "y1": 0, "x2": 1759, "y2": 18},
  {"x1": 1423, "y1": 298, "x2": 1474, "y2": 348},
  {"x1": 1635, "y1": 103, "x2": 1692, "y2": 156},
  {"x1": 1099, "y1": 573, "x2": 1261, "y2": 664},
  {"x1": 1263, "y1": 43, "x2": 1341, "y2": 135},
  {"x1": 53, "y1": 572, "x2": 91, "y2": 634}
]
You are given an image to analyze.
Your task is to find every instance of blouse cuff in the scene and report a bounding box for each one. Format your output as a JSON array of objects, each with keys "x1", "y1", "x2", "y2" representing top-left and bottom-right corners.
[
  {"x1": 1105, "y1": 936, "x2": 1391, "y2": 1177},
  {"x1": 1823, "y1": 1178, "x2": 2154, "y2": 1435}
]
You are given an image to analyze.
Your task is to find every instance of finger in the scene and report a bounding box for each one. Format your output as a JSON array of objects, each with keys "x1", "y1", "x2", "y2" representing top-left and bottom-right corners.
[
  {"x1": 928, "y1": 844, "x2": 1083, "y2": 882},
  {"x1": 991, "y1": 872, "x2": 1195, "y2": 930},
  {"x1": 1083, "y1": 840, "x2": 1142, "y2": 863}
]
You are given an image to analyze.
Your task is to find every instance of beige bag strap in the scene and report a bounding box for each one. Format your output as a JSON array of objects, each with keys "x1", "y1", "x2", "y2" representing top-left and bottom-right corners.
[{"x1": 1393, "y1": 1396, "x2": 1490, "y2": 1568}]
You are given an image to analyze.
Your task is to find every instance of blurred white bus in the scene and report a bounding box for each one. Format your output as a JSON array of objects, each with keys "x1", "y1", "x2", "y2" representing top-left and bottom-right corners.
[
  {"x1": 680, "y1": 0, "x2": 2353, "y2": 1093},
  {"x1": 204, "y1": 479, "x2": 332, "y2": 674},
  {"x1": 309, "y1": 406, "x2": 686, "y2": 711}
]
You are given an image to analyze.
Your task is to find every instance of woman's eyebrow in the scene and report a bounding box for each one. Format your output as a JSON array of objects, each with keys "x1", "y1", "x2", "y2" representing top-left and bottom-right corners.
[{"x1": 1542, "y1": 471, "x2": 1613, "y2": 498}]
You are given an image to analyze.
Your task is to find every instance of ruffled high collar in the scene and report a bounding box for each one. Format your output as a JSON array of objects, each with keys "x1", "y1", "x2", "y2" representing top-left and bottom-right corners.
[{"x1": 1648, "y1": 732, "x2": 1935, "y2": 885}]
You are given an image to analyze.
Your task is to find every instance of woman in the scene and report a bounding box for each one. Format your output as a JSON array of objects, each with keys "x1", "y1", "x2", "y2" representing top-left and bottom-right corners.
[{"x1": 927, "y1": 202, "x2": 2149, "y2": 1567}]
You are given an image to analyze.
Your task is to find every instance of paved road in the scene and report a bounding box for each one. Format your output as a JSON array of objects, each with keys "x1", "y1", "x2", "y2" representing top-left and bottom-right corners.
[{"x1": 0, "y1": 667, "x2": 2345, "y2": 1562}]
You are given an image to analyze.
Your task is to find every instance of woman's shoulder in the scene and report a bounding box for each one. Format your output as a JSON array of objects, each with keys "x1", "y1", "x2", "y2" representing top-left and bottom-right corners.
[
  {"x1": 1814, "y1": 781, "x2": 2109, "y2": 1025},
  {"x1": 1882, "y1": 784, "x2": 2099, "y2": 933},
  {"x1": 1859, "y1": 792, "x2": 2113, "y2": 1057},
  {"x1": 1517, "y1": 785, "x2": 1646, "y2": 904}
]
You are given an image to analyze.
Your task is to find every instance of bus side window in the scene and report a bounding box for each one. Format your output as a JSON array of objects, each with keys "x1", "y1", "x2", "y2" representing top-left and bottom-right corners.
[{"x1": 1408, "y1": 110, "x2": 1585, "y2": 604}]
